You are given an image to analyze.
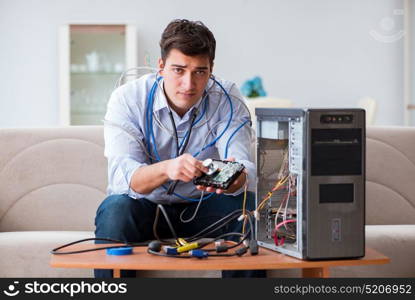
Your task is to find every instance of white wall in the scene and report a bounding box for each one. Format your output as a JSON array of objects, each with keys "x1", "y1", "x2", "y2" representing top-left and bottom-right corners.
[{"x1": 0, "y1": 0, "x2": 404, "y2": 127}]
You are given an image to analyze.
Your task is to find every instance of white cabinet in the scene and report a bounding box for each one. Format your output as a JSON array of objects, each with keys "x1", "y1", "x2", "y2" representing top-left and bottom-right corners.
[{"x1": 59, "y1": 24, "x2": 137, "y2": 125}]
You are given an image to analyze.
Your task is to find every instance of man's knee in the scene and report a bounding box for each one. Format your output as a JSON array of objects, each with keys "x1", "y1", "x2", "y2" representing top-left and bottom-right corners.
[
  {"x1": 94, "y1": 194, "x2": 138, "y2": 238},
  {"x1": 96, "y1": 194, "x2": 136, "y2": 220}
]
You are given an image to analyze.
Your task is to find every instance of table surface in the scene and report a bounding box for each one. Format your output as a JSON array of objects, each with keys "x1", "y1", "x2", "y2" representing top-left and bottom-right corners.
[{"x1": 50, "y1": 244, "x2": 389, "y2": 271}]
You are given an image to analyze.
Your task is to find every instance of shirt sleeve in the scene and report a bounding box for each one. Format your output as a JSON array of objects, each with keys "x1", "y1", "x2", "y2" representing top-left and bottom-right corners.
[
  {"x1": 104, "y1": 88, "x2": 149, "y2": 197},
  {"x1": 214, "y1": 83, "x2": 256, "y2": 195}
]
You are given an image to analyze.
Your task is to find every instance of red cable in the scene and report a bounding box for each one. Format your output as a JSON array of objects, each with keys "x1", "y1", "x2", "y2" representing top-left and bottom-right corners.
[{"x1": 272, "y1": 219, "x2": 296, "y2": 246}]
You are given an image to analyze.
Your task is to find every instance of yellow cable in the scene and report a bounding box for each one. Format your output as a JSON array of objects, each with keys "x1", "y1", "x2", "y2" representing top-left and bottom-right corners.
[
  {"x1": 176, "y1": 242, "x2": 199, "y2": 253},
  {"x1": 175, "y1": 238, "x2": 189, "y2": 247},
  {"x1": 242, "y1": 175, "x2": 248, "y2": 235},
  {"x1": 256, "y1": 175, "x2": 289, "y2": 211}
]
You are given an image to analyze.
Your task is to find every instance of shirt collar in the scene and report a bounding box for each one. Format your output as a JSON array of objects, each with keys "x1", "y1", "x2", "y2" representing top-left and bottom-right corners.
[{"x1": 152, "y1": 79, "x2": 168, "y2": 112}]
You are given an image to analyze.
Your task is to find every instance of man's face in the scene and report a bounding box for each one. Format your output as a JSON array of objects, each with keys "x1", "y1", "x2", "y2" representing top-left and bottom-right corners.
[{"x1": 159, "y1": 49, "x2": 212, "y2": 115}]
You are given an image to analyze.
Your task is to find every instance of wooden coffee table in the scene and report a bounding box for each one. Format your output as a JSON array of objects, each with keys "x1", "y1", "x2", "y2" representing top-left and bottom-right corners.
[{"x1": 50, "y1": 244, "x2": 389, "y2": 278}]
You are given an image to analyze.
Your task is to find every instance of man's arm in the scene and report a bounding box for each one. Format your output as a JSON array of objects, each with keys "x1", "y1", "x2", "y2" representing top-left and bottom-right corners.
[
  {"x1": 105, "y1": 93, "x2": 208, "y2": 195},
  {"x1": 130, "y1": 153, "x2": 208, "y2": 194},
  {"x1": 129, "y1": 160, "x2": 169, "y2": 194}
]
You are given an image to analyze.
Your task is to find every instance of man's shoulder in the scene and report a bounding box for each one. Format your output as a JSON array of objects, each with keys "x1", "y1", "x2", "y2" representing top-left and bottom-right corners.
[
  {"x1": 106, "y1": 73, "x2": 158, "y2": 122},
  {"x1": 210, "y1": 76, "x2": 237, "y2": 92},
  {"x1": 209, "y1": 76, "x2": 246, "y2": 106}
]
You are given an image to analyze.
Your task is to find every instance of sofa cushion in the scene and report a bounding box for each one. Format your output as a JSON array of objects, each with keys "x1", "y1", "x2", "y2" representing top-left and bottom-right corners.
[
  {"x1": 331, "y1": 225, "x2": 415, "y2": 277},
  {"x1": 0, "y1": 231, "x2": 94, "y2": 277},
  {"x1": 0, "y1": 127, "x2": 107, "y2": 231},
  {"x1": 366, "y1": 126, "x2": 415, "y2": 225}
]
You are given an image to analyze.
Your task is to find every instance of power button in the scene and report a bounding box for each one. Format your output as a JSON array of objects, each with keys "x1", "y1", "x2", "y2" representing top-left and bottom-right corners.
[{"x1": 332, "y1": 218, "x2": 341, "y2": 241}]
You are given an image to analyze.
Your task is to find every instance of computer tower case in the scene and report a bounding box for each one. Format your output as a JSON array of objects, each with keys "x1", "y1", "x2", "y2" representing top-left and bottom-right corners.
[{"x1": 255, "y1": 108, "x2": 365, "y2": 260}]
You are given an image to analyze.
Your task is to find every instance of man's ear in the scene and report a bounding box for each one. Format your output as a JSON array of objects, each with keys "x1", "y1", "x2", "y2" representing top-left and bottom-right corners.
[
  {"x1": 158, "y1": 58, "x2": 165, "y2": 76},
  {"x1": 210, "y1": 62, "x2": 214, "y2": 75}
]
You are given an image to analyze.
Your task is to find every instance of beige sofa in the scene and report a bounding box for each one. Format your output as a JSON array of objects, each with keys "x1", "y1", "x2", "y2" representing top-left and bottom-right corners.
[{"x1": 0, "y1": 126, "x2": 414, "y2": 277}]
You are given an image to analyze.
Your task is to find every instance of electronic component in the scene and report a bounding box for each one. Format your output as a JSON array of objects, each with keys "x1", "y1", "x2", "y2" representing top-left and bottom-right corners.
[
  {"x1": 194, "y1": 159, "x2": 245, "y2": 190},
  {"x1": 202, "y1": 158, "x2": 219, "y2": 175}
]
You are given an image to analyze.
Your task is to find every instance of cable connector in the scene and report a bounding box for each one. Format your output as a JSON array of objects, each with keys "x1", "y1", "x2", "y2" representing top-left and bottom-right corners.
[
  {"x1": 189, "y1": 249, "x2": 208, "y2": 258},
  {"x1": 176, "y1": 238, "x2": 188, "y2": 246},
  {"x1": 249, "y1": 239, "x2": 259, "y2": 255},
  {"x1": 162, "y1": 246, "x2": 178, "y2": 255},
  {"x1": 235, "y1": 247, "x2": 248, "y2": 256},
  {"x1": 243, "y1": 239, "x2": 250, "y2": 247},
  {"x1": 177, "y1": 242, "x2": 199, "y2": 253},
  {"x1": 215, "y1": 239, "x2": 225, "y2": 247},
  {"x1": 237, "y1": 214, "x2": 245, "y2": 222},
  {"x1": 254, "y1": 210, "x2": 260, "y2": 220},
  {"x1": 215, "y1": 244, "x2": 228, "y2": 253}
]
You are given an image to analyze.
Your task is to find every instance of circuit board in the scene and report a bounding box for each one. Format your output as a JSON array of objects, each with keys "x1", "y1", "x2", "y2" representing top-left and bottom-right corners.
[{"x1": 193, "y1": 160, "x2": 245, "y2": 190}]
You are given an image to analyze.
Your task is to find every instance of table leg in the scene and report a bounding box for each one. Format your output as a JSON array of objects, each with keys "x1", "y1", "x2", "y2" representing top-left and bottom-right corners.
[
  {"x1": 302, "y1": 267, "x2": 330, "y2": 278},
  {"x1": 113, "y1": 269, "x2": 121, "y2": 278}
]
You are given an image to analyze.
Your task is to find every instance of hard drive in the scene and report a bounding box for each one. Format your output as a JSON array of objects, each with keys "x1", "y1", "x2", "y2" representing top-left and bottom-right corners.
[{"x1": 193, "y1": 159, "x2": 245, "y2": 190}]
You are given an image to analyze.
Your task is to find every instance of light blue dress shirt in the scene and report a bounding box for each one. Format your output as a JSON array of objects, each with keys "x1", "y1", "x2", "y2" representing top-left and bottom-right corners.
[{"x1": 104, "y1": 73, "x2": 255, "y2": 204}]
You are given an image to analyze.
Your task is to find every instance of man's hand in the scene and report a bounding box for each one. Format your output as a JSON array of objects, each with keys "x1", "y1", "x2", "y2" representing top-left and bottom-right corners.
[
  {"x1": 165, "y1": 153, "x2": 208, "y2": 182},
  {"x1": 196, "y1": 157, "x2": 247, "y2": 194}
]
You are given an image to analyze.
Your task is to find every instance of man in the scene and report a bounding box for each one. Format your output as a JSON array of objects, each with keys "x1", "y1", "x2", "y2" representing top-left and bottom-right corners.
[{"x1": 95, "y1": 19, "x2": 265, "y2": 278}]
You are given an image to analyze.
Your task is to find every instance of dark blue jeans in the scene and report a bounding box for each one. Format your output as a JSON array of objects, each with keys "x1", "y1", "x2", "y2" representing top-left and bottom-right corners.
[{"x1": 94, "y1": 192, "x2": 266, "y2": 278}]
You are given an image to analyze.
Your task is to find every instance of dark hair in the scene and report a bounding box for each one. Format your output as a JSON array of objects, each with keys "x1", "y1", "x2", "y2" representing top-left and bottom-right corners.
[{"x1": 160, "y1": 19, "x2": 216, "y2": 67}]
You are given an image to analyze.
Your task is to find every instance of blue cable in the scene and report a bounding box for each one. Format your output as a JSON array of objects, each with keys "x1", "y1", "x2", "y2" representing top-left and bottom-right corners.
[
  {"x1": 146, "y1": 78, "x2": 159, "y2": 154},
  {"x1": 146, "y1": 77, "x2": 162, "y2": 161},
  {"x1": 145, "y1": 83, "x2": 154, "y2": 158},
  {"x1": 148, "y1": 78, "x2": 208, "y2": 160},
  {"x1": 146, "y1": 77, "x2": 213, "y2": 202},
  {"x1": 192, "y1": 78, "x2": 233, "y2": 157},
  {"x1": 178, "y1": 94, "x2": 208, "y2": 150},
  {"x1": 148, "y1": 80, "x2": 162, "y2": 161},
  {"x1": 224, "y1": 119, "x2": 250, "y2": 159},
  {"x1": 166, "y1": 185, "x2": 215, "y2": 202},
  {"x1": 145, "y1": 76, "x2": 242, "y2": 202}
]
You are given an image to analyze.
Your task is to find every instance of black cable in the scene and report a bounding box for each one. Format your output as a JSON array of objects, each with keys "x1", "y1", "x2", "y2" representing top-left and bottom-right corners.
[
  {"x1": 52, "y1": 208, "x2": 255, "y2": 257},
  {"x1": 224, "y1": 211, "x2": 255, "y2": 251},
  {"x1": 187, "y1": 209, "x2": 242, "y2": 240},
  {"x1": 152, "y1": 205, "x2": 163, "y2": 242},
  {"x1": 190, "y1": 212, "x2": 243, "y2": 242},
  {"x1": 150, "y1": 204, "x2": 251, "y2": 253},
  {"x1": 147, "y1": 249, "x2": 191, "y2": 258},
  {"x1": 167, "y1": 109, "x2": 199, "y2": 195},
  {"x1": 152, "y1": 205, "x2": 242, "y2": 245},
  {"x1": 52, "y1": 211, "x2": 255, "y2": 257},
  {"x1": 147, "y1": 248, "x2": 237, "y2": 258},
  {"x1": 178, "y1": 109, "x2": 198, "y2": 156},
  {"x1": 50, "y1": 238, "x2": 148, "y2": 255},
  {"x1": 184, "y1": 210, "x2": 254, "y2": 255},
  {"x1": 186, "y1": 209, "x2": 243, "y2": 242},
  {"x1": 167, "y1": 110, "x2": 179, "y2": 157},
  {"x1": 201, "y1": 232, "x2": 245, "y2": 252},
  {"x1": 207, "y1": 253, "x2": 237, "y2": 257},
  {"x1": 200, "y1": 211, "x2": 255, "y2": 252},
  {"x1": 157, "y1": 204, "x2": 178, "y2": 240},
  {"x1": 210, "y1": 231, "x2": 245, "y2": 241}
]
